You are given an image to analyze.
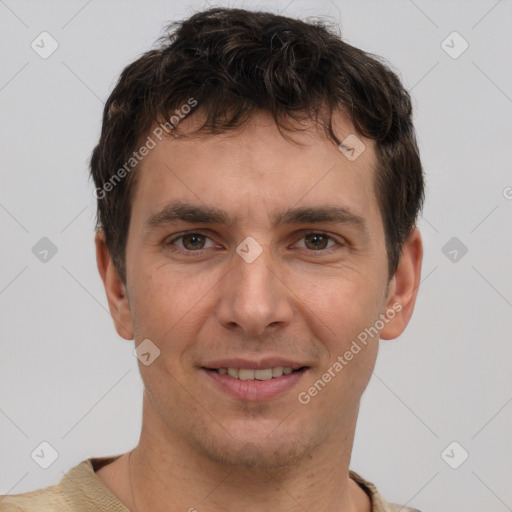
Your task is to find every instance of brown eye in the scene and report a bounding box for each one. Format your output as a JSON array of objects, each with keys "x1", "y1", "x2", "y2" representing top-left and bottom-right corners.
[
  {"x1": 180, "y1": 233, "x2": 207, "y2": 250},
  {"x1": 164, "y1": 231, "x2": 219, "y2": 257},
  {"x1": 303, "y1": 233, "x2": 333, "y2": 250}
]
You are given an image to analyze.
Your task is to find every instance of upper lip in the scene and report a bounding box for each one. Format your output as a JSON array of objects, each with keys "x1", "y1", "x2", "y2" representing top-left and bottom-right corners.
[{"x1": 202, "y1": 358, "x2": 309, "y2": 370}]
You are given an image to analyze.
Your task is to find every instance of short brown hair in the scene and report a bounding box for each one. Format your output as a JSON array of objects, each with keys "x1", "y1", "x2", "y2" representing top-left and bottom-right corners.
[{"x1": 90, "y1": 7, "x2": 424, "y2": 284}]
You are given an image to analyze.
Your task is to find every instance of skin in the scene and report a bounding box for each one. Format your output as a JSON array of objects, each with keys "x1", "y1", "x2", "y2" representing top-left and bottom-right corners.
[{"x1": 94, "y1": 109, "x2": 423, "y2": 512}]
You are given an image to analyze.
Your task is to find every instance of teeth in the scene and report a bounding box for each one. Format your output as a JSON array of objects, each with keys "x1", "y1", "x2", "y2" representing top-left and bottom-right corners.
[
  {"x1": 254, "y1": 369, "x2": 272, "y2": 381},
  {"x1": 227, "y1": 367, "x2": 239, "y2": 378},
  {"x1": 216, "y1": 367, "x2": 297, "y2": 380},
  {"x1": 272, "y1": 366, "x2": 283, "y2": 377},
  {"x1": 239, "y1": 368, "x2": 255, "y2": 380}
]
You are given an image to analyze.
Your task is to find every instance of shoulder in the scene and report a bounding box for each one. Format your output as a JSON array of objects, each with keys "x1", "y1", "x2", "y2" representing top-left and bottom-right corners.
[
  {"x1": 0, "y1": 455, "x2": 127, "y2": 512},
  {"x1": 0, "y1": 483, "x2": 67, "y2": 512},
  {"x1": 388, "y1": 505, "x2": 422, "y2": 512},
  {"x1": 349, "y1": 469, "x2": 422, "y2": 512}
]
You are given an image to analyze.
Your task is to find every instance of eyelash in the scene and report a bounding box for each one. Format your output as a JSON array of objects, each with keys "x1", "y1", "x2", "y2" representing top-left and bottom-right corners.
[{"x1": 163, "y1": 231, "x2": 343, "y2": 257}]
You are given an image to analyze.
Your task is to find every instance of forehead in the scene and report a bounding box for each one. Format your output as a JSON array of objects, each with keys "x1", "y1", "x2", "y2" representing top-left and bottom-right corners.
[{"x1": 131, "y1": 109, "x2": 380, "y2": 227}]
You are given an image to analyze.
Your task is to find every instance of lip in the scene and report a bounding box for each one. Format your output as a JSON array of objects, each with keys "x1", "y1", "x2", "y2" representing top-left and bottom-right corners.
[
  {"x1": 202, "y1": 367, "x2": 308, "y2": 401},
  {"x1": 202, "y1": 358, "x2": 306, "y2": 370}
]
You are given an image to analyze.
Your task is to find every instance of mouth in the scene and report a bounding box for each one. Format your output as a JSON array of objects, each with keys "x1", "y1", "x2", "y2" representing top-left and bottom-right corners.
[
  {"x1": 205, "y1": 366, "x2": 307, "y2": 380},
  {"x1": 201, "y1": 365, "x2": 309, "y2": 401}
]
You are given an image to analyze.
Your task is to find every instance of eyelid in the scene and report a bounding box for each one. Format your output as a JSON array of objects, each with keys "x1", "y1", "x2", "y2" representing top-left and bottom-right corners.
[
  {"x1": 165, "y1": 230, "x2": 217, "y2": 251},
  {"x1": 292, "y1": 231, "x2": 340, "y2": 250},
  {"x1": 164, "y1": 229, "x2": 345, "y2": 254}
]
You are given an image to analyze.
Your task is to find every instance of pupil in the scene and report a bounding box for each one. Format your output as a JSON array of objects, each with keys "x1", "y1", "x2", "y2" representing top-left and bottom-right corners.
[
  {"x1": 181, "y1": 234, "x2": 328, "y2": 251},
  {"x1": 184, "y1": 234, "x2": 204, "y2": 250},
  {"x1": 307, "y1": 234, "x2": 327, "y2": 250}
]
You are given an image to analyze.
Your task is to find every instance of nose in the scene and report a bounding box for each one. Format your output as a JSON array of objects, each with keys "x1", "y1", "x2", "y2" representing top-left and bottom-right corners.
[{"x1": 215, "y1": 244, "x2": 294, "y2": 337}]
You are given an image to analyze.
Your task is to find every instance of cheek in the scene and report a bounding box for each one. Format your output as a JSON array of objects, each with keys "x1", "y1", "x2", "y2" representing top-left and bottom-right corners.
[
  {"x1": 295, "y1": 276, "x2": 382, "y2": 412},
  {"x1": 129, "y1": 264, "x2": 222, "y2": 357},
  {"x1": 293, "y1": 268, "x2": 384, "y2": 392},
  {"x1": 295, "y1": 267, "x2": 386, "y2": 341}
]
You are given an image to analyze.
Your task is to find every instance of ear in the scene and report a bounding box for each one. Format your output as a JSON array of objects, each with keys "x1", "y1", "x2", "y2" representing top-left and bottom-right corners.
[
  {"x1": 380, "y1": 228, "x2": 423, "y2": 340},
  {"x1": 95, "y1": 230, "x2": 134, "y2": 340}
]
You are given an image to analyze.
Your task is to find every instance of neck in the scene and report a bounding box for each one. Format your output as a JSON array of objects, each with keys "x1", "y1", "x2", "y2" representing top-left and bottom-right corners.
[{"x1": 117, "y1": 396, "x2": 370, "y2": 512}]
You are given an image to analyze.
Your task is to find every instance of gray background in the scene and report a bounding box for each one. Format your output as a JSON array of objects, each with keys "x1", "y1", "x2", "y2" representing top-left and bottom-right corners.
[{"x1": 1, "y1": 1, "x2": 511, "y2": 510}]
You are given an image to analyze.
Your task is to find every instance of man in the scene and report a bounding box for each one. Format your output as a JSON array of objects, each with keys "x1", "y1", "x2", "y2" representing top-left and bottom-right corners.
[{"x1": 1, "y1": 7, "x2": 424, "y2": 512}]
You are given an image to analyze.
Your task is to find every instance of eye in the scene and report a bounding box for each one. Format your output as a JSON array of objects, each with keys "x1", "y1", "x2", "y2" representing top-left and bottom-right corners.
[
  {"x1": 294, "y1": 232, "x2": 339, "y2": 251},
  {"x1": 165, "y1": 232, "x2": 216, "y2": 253},
  {"x1": 164, "y1": 230, "x2": 341, "y2": 256}
]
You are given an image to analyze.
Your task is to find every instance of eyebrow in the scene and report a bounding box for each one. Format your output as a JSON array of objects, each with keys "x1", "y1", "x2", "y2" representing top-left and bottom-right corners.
[{"x1": 144, "y1": 201, "x2": 368, "y2": 234}]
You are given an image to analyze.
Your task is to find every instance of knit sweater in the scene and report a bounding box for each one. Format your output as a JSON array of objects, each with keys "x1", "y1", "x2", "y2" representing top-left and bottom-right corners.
[{"x1": 0, "y1": 455, "x2": 421, "y2": 512}]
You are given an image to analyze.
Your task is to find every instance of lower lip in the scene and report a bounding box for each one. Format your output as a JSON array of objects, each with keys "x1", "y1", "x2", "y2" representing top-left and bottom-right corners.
[{"x1": 202, "y1": 368, "x2": 307, "y2": 401}]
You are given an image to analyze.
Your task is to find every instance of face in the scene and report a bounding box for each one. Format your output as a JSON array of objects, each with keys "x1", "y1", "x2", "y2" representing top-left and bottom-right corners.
[{"x1": 97, "y1": 110, "x2": 422, "y2": 471}]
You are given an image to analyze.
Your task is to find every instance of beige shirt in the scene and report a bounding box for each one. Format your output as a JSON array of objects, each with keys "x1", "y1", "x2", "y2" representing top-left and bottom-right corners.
[{"x1": 0, "y1": 455, "x2": 421, "y2": 512}]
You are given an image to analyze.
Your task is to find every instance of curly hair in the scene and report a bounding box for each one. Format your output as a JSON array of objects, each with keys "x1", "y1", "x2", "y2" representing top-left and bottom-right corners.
[{"x1": 90, "y1": 7, "x2": 424, "y2": 283}]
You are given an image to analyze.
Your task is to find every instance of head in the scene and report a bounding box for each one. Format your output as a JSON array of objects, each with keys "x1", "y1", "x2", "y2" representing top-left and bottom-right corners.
[{"x1": 92, "y1": 7, "x2": 423, "y2": 472}]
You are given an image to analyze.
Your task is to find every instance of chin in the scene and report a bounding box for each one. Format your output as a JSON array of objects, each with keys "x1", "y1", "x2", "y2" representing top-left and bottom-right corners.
[{"x1": 190, "y1": 416, "x2": 328, "y2": 472}]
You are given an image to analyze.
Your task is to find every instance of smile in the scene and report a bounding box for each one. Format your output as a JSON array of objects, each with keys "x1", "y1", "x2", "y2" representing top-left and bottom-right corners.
[
  {"x1": 202, "y1": 366, "x2": 309, "y2": 401},
  {"x1": 209, "y1": 367, "x2": 300, "y2": 380}
]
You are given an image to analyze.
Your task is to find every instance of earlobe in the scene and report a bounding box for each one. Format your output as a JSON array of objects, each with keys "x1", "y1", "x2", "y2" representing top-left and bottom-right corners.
[
  {"x1": 94, "y1": 230, "x2": 134, "y2": 340},
  {"x1": 380, "y1": 228, "x2": 423, "y2": 340}
]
